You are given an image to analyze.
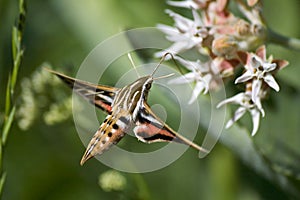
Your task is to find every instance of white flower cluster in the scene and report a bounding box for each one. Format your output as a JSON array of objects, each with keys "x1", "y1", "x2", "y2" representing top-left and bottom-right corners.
[
  {"x1": 98, "y1": 170, "x2": 127, "y2": 192},
  {"x1": 17, "y1": 65, "x2": 81, "y2": 130},
  {"x1": 157, "y1": 0, "x2": 288, "y2": 135}
]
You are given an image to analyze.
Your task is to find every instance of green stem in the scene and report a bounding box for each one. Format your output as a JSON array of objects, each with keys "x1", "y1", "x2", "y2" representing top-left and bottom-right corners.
[
  {"x1": 0, "y1": 0, "x2": 26, "y2": 197},
  {"x1": 131, "y1": 173, "x2": 151, "y2": 200},
  {"x1": 267, "y1": 28, "x2": 300, "y2": 51}
]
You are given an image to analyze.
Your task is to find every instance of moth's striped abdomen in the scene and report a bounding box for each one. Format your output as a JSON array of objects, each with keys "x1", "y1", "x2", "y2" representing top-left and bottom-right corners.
[{"x1": 80, "y1": 115, "x2": 130, "y2": 165}]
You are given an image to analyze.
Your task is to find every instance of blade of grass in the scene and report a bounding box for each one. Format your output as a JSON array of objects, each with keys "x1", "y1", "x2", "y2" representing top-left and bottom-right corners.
[
  {"x1": 4, "y1": 76, "x2": 11, "y2": 118},
  {"x1": 2, "y1": 106, "x2": 16, "y2": 145},
  {"x1": 0, "y1": 0, "x2": 26, "y2": 198},
  {"x1": 11, "y1": 51, "x2": 22, "y2": 93},
  {"x1": 11, "y1": 27, "x2": 18, "y2": 62},
  {"x1": 0, "y1": 172, "x2": 7, "y2": 195},
  {"x1": 0, "y1": 141, "x2": 2, "y2": 171}
]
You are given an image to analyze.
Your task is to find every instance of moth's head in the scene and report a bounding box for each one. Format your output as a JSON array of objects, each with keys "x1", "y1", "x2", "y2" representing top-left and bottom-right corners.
[
  {"x1": 141, "y1": 75, "x2": 153, "y2": 95},
  {"x1": 138, "y1": 73, "x2": 175, "y2": 96},
  {"x1": 128, "y1": 75, "x2": 153, "y2": 103}
]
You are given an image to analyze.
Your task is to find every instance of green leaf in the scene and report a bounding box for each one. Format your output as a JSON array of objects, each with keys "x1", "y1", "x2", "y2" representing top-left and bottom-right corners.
[
  {"x1": 2, "y1": 106, "x2": 16, "y2": 145},
  {"x1": 11, "y1": 50, "x2": 23, "y2": 92},
  {"x1": 19, "y1": 0, "x2": 25, "y2": 13},
  {"x1": 125, "y1": 30, "x2": 155, "y2": 62},
  {"x1": 255, "y1": 89, "x2": 300, "y2": 181},
  {"x1": 0, "y1": 141, "x2": 2, "y2": 170},
  {"x1": 18, "y1": 0, "x2": 26, "y2": 30},
  {"x1": 10, "y1": 0, "x2": 26, "y2": 93},
  {"x1": 11, "y1": 27, "x2": 18, "y2": 62},
  {"x1": 197, "y1": 92, "x2": 300, "y2": 198},
  {"x1": 220, "y1": 125, "x2": 300, "y2": 197},
  {"x1": 4, "y1": 77, "x2": 11, "y2": 118},
  {"x1": 0, "y1": 172, "x2": 7, "y2": 195}
]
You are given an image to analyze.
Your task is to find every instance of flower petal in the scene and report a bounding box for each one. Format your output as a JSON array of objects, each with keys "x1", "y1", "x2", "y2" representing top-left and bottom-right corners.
[
  {"x1": 157, "y1": 24, "x2": 179, "y2": 36},
  {"x1": 192, "y1": 9, "x2": 203, "y2": 26},
  {"x1": 272, "y1": 59, "x2": 289, "y2": 70},
  {"x1": 264, "y1": 74, "x2": 280, "y2": 92},
  {"x1": 188, "y1": 80, "x2": 206, "y2": 104},
  {"x1": 216, "y1": 93, "x2": 245, "y2": 108},
  {"x1": 166, "y1": 9, "x2": 193, "y2": 32},
  {"x1": 250, "y1": 56, "x2": 261, "y2": 69},
  {"x1": 235, "y1": 70, "x2": 253, "y2": 84},
  {"x1": 165, "y1": 33, "x2": 189, "y2": 43},
  {"x1": 167, "y1": 0, "x2": 199, "y2": 9},
  {"x1": 202, "y1": 74, "x2": 211, "y2": 94},
  {"x1": 263, "y1": 63, "x2": 276, "y2": 72},
  {"x1": 251, "y1": 79, "x2": 262, "y2": 104},
  {"x1": 154, "y1": 41, "x2": 192, "y2": 57},
  {"x1": 174, "y1": 56, "x2": 198, "y2": 72},
  {"x1": 255, "y1": 45, "x2": 266, "y2": 61},
  {"x1": 252, "y1": 94, "x2": 265, "y2": 117},
  {"x1": 250, "y1": 108, "x2": 261, "y2": 136},
  {"x1": 216, "y1": 0, "x2": 229, "y2": 12},
  {"x1": 168, "y1": 73, "x2": 196, "y2": 84},
  {"x1": 247, "y1": 0, "x2": 259, "y2": 7},
  {"x1": 225, "y1": 107, "x2": 246, "y2": 129}
]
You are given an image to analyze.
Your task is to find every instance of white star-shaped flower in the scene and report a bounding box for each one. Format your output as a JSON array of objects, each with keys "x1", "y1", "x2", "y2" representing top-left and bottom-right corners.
[
  {"x1": 168, "y1": 56, "x2": 211, "y2": 104},
  {"x1": 169, "y1": 72, "x2": 210, "y2": 104},
  {"x1": 155, "y1": 9, "x2": 209, "y2": 57},
  {"x1": 235, "y1": 54, "x2": 279, "y2": 90},
  {"x1": 217, "y1": 91, "x2": 264, "y2": 136},
  {"x1": 235, "y1": 46, "x2": 280, "y2": 104}
]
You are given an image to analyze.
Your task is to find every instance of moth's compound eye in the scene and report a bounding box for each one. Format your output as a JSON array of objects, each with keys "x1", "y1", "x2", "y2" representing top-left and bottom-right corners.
[{"x1": 145, "y1": 83, "x2": 151, "y2": 90}]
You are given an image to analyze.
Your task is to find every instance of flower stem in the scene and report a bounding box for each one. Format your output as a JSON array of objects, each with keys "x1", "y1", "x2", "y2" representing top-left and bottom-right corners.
[
  {"x1": 267, "y1": 28, "x2": 300, "y2": 51},
  {"x1": 0, "y1": 0, "x2": 26, "y2": 197}
]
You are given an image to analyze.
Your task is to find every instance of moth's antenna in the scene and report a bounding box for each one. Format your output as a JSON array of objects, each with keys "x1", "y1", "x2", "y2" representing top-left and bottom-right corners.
[
  {"x1": 127, "y1": 53, "x2": 140, "y2": 78},
  {"x1": 170, "y1": 55, "x2": 184, "y2": 76},
  {"x1": 151, "y1": 53, "x2": 170, "y2": 76},
  {"x1": 151, "y1": 52, "x2": 184, "y2": 76},
  {"x1": 153, "y1": 73, "x2": 175, "y2": 80}
]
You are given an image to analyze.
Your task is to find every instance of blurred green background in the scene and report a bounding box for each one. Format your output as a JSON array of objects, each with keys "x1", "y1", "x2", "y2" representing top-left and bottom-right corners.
[{"x1": 1, "y1": 0, "x2": 300, "y2": 199}]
